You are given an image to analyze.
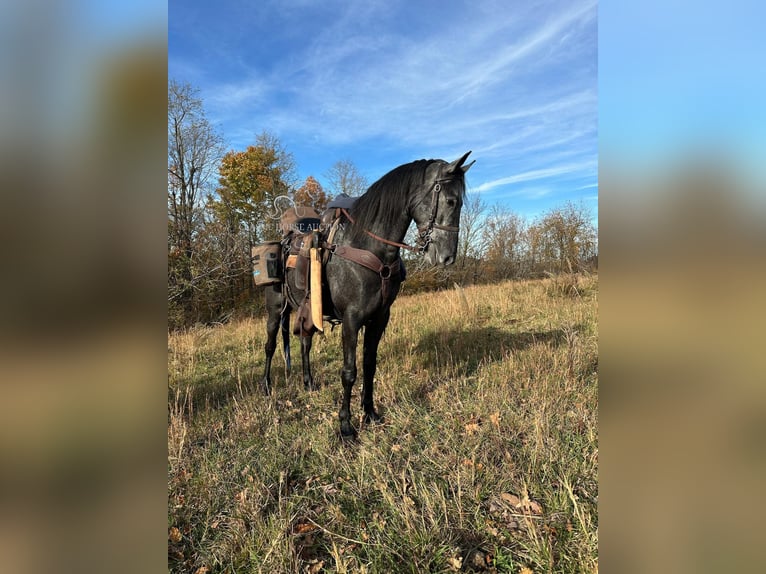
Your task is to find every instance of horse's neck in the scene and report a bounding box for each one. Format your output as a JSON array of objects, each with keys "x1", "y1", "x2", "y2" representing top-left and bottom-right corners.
[{"x1": 350, "y1": 209, "x2": 412, "y2": 265}]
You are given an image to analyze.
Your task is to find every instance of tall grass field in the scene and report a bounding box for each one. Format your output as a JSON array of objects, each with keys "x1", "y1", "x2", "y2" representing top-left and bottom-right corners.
[{"x1": 168, "y1": 276, "x2": 598, "y2": 573}]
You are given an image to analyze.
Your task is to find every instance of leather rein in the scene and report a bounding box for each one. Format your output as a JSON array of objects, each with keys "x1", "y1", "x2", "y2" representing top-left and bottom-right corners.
[
  {"x1": 325, "y1": 177, "x2": 460, "y2": 303},
  {"x1": 339, "y1": 177, "x2": 459, "y2": 254}
]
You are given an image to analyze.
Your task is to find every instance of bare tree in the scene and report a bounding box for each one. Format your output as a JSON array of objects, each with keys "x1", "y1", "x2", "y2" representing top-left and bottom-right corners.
[
  {"x1": 167, "y1": 80, "x2": 224, "y2": 322},
  {"x1": 457, "y1": 193, "x2": 486, "y2": 265},
  {"x1": 482, "y1": 205, "x2": 526, "y2": 280},
  {"x1": 325, "y1": 159, "x2": 368, "y2": 198},
  {"x1": 527, "y1": 201, "x2": 596, "y2": 274}
]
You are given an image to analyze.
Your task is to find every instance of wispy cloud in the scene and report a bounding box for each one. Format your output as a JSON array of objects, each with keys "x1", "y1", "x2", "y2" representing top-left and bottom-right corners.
[
  {"x1": 201, "y1": 0, "x2": 595, "y2": 145},
  {"x1": 170, "y1": 0, "x2": 597, "y2": 217},
  {"x1": 474, "y1": 161, "x2": 596, "y2": 193}
]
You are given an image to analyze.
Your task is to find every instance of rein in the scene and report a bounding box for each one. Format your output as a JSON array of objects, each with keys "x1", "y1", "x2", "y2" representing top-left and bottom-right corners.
[
  {"x1": 340, "y1": 208, "x2": 418, "y2": 252},
  {"x1": 340, "y1": 177, "x2": 459, "y2": 254}
]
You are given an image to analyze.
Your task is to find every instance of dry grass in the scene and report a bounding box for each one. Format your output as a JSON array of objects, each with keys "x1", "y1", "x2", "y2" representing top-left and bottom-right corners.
[{"x1": 168, "y1": 276, "x2": 598, "y2": 573}]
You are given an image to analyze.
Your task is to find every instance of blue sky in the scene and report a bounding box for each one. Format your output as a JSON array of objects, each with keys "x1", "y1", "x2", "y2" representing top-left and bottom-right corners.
[
  {"x1": 599, "y1": 0, "x2": 765, "y2": 185},
  {"x1": 169, "y1": 0, "x2": 597, "y2": 222}
]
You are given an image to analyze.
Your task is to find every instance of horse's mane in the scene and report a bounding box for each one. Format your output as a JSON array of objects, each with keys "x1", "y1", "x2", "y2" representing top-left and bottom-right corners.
[{"x1": 347, "y1": 159, "x2": 463, "y2": 243}]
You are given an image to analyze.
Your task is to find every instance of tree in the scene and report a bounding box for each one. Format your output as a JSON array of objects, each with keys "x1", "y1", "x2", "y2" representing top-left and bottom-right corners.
[
  {"x1": 325, "y1": 159, "x2": 368, "y2": 198},
  {"x1": 294, "y1": 176, "x2": 329, "y2": 212},
  {"x1": 527, "y1": 201, "x2": 596, "y2": 273},
  {"x1": 214, "y1": 131, "x2": 297, "y2": 242},
  {"x1": 457, "y1": 194, "x2": 486, "y2": 264},
  {"x1": 482, "y1": 206, "x2": 527, "y2": 280},
  {"x1": 168, "y1": 80, "x2": 224, "y2": 322},
  {"x1": 207, "y1": 132, "x2": 297, "y2": 307}
]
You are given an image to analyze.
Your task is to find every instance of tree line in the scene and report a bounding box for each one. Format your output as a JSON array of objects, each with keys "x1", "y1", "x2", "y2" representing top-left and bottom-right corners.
[{"x1": 168, "y1": 80, "x2": 597, "y2": 330}]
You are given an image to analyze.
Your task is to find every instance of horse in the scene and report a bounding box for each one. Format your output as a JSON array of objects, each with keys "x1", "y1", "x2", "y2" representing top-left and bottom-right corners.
[{"x1": 262, "y1": 151, "x2": 475, "y2": 438}]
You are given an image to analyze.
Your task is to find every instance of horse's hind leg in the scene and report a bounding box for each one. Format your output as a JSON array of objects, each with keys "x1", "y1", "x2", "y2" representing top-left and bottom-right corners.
[
  {"x1": 262, "y1": 285, "x2": 282, "y2": 395},
  {"x1": 361, "y1": 310, "x2": 389, "y2": 425},
  {"x1": 300, "y1": 332, "x2": 317, "y2": 391},
  {"x1": 281, "y1": 310, "x2": 291, "y2": 373}
]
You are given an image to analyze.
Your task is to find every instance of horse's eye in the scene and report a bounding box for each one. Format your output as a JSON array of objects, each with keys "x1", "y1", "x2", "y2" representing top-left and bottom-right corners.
[{"x1": 446, "y1": 198, "x2": 457, "y2": 208}]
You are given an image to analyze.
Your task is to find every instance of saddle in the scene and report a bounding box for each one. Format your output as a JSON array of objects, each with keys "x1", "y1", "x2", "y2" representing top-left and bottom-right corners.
[
  {"x1": 284, "y1": 231, "x2": 315, "y2": 290},
  {"x1": 283, "y1": 200, "x2": 355, "y2": 296},
  {"x1": 281, "y1": 198, "x2": 405, "y2": 337},
  {"x1": 280, "y1": 207, "x2": 322, "y2": 337}
]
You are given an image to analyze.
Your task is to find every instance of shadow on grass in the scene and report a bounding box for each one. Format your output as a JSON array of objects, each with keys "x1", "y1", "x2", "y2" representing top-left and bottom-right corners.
[
  {"x1": 169, "y1": 362, "x2": 292, "y2": 417},
  {"x1": 171, "y1": 325, "x2": 576, "y2": 418},
  {"x1": 406, "y1": 325, "x2": 568, "y2": 377}
]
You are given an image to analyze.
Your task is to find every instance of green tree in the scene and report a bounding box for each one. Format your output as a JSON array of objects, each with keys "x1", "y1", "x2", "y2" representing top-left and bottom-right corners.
[
  {"x1": 214, "y1": 131, "x2": 296, "y2": 244},
  {"x1": 209, "y1": 132, "x2": 296, "y2": 305},
  {"x1": 294, "y1": 175, "x2": 329, "y2": 212}
]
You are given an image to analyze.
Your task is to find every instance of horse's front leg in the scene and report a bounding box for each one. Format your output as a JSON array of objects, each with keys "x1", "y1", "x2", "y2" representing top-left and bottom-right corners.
[
  {"x1": 300, "y1": 332, "x2": 317, "y2": 391},
  {"x1": 339, "y1": 317, "x2": 361, "y2": 438},
  {"x1": 361, "y1": 310, "x2": 389, "y2": 424},
  {"x1": 281, "y1": 310, "x2": 291, "y2": 373}
]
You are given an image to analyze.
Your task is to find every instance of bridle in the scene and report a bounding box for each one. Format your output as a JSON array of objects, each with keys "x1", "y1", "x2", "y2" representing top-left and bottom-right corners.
[
  {"x1": 340, "y1": 177, "x2": 460, "y2": 254},
  {"x1": 415, "y1": 177, "x2": 460, "y2": 253}
]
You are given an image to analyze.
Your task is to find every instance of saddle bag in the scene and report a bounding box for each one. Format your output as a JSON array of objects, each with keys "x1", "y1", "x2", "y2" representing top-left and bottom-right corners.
[{"x1": 251, "y1": 241, "x2": 282, "y2": 286}]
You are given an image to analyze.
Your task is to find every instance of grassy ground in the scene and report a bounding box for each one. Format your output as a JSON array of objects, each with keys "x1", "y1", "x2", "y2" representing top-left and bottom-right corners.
[{"x1": 168, "y1": 275, "x2": 598, "y2": 573}]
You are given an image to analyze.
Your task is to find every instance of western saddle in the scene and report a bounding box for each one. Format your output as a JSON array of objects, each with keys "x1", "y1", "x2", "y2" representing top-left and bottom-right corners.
[{"x1": 279, "y1": 195, "x2": 404, "y2": 336}]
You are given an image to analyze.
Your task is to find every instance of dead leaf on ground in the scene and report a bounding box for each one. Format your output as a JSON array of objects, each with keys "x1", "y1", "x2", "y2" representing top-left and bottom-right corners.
[
  {"x1": 319, "y1": 483, "x2": 338, "y2": 496},
  {"x1": 489, "y1": 412, "x2": 501, "y2": 428},
  {"x1": 499, "y1": 492, "x2": 543, "y2": 515},
  {"x1": 519, "y1": 567, "x2": 534, "y2": 574},
  {"x1": 464, "y1": 422, "x2": 480, "y2": 435},
  {"x1": 488, "y1": 499, "x2": 504, "y2": 515},
  {"x1": 528, "y1": 500, "x2": 543, "y2": 515},
  {"x1": 168, "y1": 526, "x2": 182, "y2": 543},
  {"x1": 500, "y1": 492, "x2": 521, "y2": 507},
  {"x1": 193, "y1": 567, "x2": 210, "y2": 574},
  {"x1": 305, "y1": 559, "x2": 324, "y2": 573},
  {"x1": 292, "y1": 521, "x2": 319, "y2": 535}
]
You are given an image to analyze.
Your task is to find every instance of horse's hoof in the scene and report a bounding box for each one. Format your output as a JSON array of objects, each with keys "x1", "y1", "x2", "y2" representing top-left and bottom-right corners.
[
  {"x1": 363, "y1": 411, "x2": 382, "y2": 425},
  {"x1": 340, "y1": 423, "x2": 357, "y2": 440},
  {"x1": 304, "y1": 378, "x2": 318, "y2": 392}
]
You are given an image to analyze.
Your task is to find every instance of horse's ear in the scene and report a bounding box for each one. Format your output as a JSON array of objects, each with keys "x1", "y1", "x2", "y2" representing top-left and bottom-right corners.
[
  {"x1": 461, "y1": 159, "x2": 476, "y2": 173},
  {"x1": 445, "y1": 151, "x2": 473, "y2": 175}
]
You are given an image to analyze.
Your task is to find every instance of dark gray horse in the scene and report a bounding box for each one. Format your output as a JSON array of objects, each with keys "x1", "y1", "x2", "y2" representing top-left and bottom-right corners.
[{"x1": 262, "y1": 152, "x2": 474, "y2": 437}]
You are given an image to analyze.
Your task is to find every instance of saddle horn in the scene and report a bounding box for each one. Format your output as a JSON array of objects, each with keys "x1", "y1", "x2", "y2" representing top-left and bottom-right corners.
[{"x1": 445, "y1": 151, "x2": 474, "y2": 175}]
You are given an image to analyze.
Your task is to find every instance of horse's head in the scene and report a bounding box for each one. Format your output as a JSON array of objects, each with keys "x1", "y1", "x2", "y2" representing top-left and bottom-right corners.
[{"x1": 412, "y1": 151, "x2": 475, "y2": 266}]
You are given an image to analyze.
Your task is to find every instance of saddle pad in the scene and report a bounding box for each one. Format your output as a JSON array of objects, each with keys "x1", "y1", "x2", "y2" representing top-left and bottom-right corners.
[{"x1": 327, "y1": 193, "x2": 358, "y2": 210}]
